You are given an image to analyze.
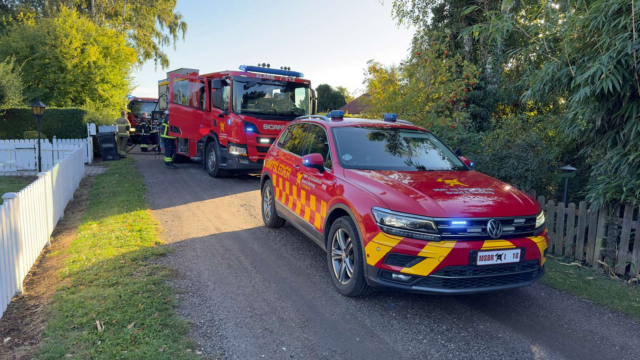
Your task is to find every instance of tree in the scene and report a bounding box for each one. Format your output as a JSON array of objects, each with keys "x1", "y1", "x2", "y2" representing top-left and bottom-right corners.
[
  {"x1": 0, "y1": 57, "x2": 25, "y2": 114},
  {"x1": 0, "y1": 8, "x2": 137, "y2": 111},
  {"x1": 466, "y1": 0, "x2": 640, "y2": 207},
  {"x1": 316, "y1": 84, "x2": 347, "y2": 113},
  {"x1": 0, "y1": 0, "x2": 186, "y2": 69},
  {"x1": 336, "y1": 86, "x2": 354, "y2": 104}
]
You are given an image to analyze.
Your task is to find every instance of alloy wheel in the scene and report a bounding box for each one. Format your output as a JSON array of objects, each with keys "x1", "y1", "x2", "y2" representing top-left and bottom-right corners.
[
  {"x1": 331, "y1": 229, "x2": 354, "y2": 284},
  {"x1": 263, "y1": 185, "x2": 273, "y2": 221}
]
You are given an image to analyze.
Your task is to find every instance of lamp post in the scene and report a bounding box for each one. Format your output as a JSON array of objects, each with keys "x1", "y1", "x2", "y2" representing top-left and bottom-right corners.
[
  {"x1": 560, "y1": 165, "x2": 577, "y2": 204},
  {"x1": 30, "y1": 99, "x2": 47, "y2": 172}
]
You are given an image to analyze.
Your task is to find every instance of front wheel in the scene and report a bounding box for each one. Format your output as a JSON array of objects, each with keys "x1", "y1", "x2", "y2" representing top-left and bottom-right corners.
[
  {"x1": 327, "y1": 216, "x2": 372, "y2": 297},
  {"x1": 205, "y1": 141, "x2": 229, "y2": 178},
  {"x1": 262, "y1": 179, "x2": 286, "y2": 228}
]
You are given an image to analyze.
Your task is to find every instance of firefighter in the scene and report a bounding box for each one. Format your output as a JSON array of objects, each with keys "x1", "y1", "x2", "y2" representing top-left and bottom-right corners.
[
  {"x1": 139, "y1": 112, "x2": 150, "y2": 152},
  {"x1": 160, "y1": 110, "x2": 177, "y2": 168},
  {"x1": 115, "y1": 110, "x2": 131, "y2": 158}
]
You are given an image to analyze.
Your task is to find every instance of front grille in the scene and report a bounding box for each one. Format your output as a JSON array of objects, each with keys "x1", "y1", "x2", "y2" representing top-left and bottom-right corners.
[
  {"x1": 434, "y1": 216, "x2": 537, "y2": 240},
  {"x1": 383, "y1": 253, "x2": 424, "y2": 268},
  {"x1": 432, "y1": 260, "x2": 539, "y2": 278},
  {"x1": 416, "y1": 269, "x2": 539, "y2": 290},
  {"x1": 256, "y1": 145, "x2": 271, "y2": 153}
]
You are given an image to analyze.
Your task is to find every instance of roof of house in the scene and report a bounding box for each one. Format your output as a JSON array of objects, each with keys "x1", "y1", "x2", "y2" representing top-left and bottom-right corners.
[{"x1": 338, "y1": 94, "x2": 370, "y2": 115}]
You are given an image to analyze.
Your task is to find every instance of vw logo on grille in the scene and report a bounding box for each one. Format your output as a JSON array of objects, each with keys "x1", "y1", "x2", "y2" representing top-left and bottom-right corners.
[{"x1": 486, "y1": 219, "x2": 503, "y2": 239}]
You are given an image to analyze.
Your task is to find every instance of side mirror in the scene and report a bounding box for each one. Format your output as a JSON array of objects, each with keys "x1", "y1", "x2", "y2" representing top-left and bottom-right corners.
[
  {"x1": 453, "y1": 148, "x2": 462, "y2": 157},
  {"x1": 302, "y1": 153, "x2": 325, "y2": 173},
  {"x1": 459, "y1": 156, "x2": 473, "y2": 169},
  {"x1": 211, "y1": 79, "x2": 223, "y2": 90},
  {"x1": 310, "y1": 89, "x2": 318, "y2": 115}
]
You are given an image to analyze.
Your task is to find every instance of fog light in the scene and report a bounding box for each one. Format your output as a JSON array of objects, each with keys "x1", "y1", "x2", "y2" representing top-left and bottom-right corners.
[{"x1": 391, "y1": 273, "x2": 412, "y2": 282}]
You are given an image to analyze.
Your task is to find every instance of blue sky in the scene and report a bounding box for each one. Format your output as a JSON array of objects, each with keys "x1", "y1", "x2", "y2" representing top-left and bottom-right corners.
[{"x1": 130, "y1": 0, "x2": 414, "y2": 98}]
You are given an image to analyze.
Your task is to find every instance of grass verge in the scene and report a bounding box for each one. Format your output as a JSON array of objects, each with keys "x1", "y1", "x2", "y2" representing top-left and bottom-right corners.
[
  {"x1": 0, "y1": 176, "x2": 34, "y2": 203},
  {"x1": 38, "y1": 159, "x2": 198, "y2": 359},
  {"x1": 541, "y1": 256, "x2": 640, "y2": 320}
]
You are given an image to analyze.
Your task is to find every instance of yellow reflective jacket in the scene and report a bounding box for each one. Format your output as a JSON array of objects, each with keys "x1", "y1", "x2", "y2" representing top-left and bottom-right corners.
[{"x1": 115, "y1": 117, "x2": 131, "y2": 137}]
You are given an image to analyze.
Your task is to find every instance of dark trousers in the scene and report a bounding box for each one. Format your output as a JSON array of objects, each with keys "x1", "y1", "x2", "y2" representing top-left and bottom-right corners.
[
  {"x1": 140, "y1": 133, "x2": 149, "y2": 152},
  {"x1": 163, "y1": 138, "x2": 175, "y2": 165}
]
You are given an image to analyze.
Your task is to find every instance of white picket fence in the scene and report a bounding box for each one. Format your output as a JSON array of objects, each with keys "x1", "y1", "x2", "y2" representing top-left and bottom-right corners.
[
  {"x1": 0, "y1": 144, "x2": 85, "y2": 320},
  {"x1": 0, "y1": 125, "x2": 94, "y2": 175}
]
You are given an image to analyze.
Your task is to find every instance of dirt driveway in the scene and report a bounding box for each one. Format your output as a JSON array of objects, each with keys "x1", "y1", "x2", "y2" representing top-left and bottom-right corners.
[{"x1": 134, "y1": 151, "x2": 640, "y2": 360}]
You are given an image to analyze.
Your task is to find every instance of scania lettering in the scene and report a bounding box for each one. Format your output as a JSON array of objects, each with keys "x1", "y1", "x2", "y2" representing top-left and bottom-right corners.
[{"x1": 160, "y1": 65, "x2": 317, "y2": 177}]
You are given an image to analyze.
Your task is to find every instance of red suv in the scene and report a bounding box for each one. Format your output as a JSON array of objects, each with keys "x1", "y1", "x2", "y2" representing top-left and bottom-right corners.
[{"x1": 260, "y1": 111, "x2": 549, "y2": 296}]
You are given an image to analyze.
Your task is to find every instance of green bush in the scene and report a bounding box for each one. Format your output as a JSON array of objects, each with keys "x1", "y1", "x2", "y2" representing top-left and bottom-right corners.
[
  {"x1": 0, "y1": 107, "x2": 111, "y2": 139},
  {"x1": 23, "y1": 130, "x2": 48, "y2": 140}
]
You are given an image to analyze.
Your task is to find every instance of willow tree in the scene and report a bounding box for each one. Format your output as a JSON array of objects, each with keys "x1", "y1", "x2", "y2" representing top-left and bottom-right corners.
[{"x1": 0, "y1": 0, "x2": 187, "y2": 69}]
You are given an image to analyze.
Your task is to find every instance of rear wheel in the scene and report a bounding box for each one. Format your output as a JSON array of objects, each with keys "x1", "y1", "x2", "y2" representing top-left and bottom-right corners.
[
  {"x1": 327, "y1": 216, "x2": 372, "y2": 297},
  {"x1": 262, "y1": 179, "x2": 286, "y2": 228},
  {"x1": 205, "y1": 141, "x2": 229, "y2": 178}
]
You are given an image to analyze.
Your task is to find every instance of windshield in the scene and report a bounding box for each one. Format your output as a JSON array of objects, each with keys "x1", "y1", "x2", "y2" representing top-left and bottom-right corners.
[
  {"x1": 233, "y1": 80, "x2": 310, "y2": 118},
  {"x1": 129, "y1": 101, "x2": 158, "y2": 117},
  {"x1": 333, "y1": 127, "x2": 467, "y2": 171}
]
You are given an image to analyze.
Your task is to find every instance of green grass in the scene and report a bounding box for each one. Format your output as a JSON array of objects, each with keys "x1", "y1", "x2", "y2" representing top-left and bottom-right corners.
[
  {"x1": 39, "y1": 159, "x2": 198, "y2": 359},
  {"x1": 0, "y1": 176, "x2": 33, "y2": 203},
  {"x1": 541, "y1": 256, "x2": 640, "y2": 320}
]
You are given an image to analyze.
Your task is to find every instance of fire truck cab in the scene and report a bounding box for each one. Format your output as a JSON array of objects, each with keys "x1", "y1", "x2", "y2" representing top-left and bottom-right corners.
[{"x1": 160, "y1": 65, "x2": 316, "y2": 177}]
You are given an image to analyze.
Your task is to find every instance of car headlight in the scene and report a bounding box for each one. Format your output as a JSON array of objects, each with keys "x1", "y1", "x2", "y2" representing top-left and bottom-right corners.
[
  {"x1": 535, "y1": 211, "x2": 545, "y2": 228},
  {"x1": 372, "y1": 207, "x2": 440, "y2": 241},
  {"x1": 229, "y1": 145, "x2": 247, "y2": 156}
]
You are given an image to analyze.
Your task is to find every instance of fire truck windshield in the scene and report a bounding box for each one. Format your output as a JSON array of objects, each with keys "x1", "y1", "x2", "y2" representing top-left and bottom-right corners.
[
  {"x1": 232, "y1": 80, "x2": 310, "y2": 119},
  {"x1": 129, "y1": 101, "x2": 157, "y2": 117}
]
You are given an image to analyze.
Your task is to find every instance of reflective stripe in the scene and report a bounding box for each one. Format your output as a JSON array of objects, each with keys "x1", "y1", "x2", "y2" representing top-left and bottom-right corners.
[
  {"x1": 160, "y1": 123, "x2": 176, "y2": 139},
  {"x1": 164, "y1": 157, "x2": 173, "y2": 162}
]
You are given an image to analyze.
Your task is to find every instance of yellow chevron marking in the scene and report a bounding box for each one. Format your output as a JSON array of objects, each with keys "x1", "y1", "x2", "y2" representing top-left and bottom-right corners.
[
  {"x1": 321, "y1": 201, "x2": 327, "y2": 217},
  {"x1": 400, "y1": 241, "x2": 456, "y2": 276},
  {"x1": 300, "y1": 190, "x2": 306, "y2": 206},
  {"x1": 287, "y1": 192, "x2": 293, "y2": 209},
  {"x1": 313, "y1": 214, "x2": 322, "y2": 229},
  {"x1": 295, "y1": 198, "x2": 302, "y2": 215},
  {"x1": 366, "y1": 232, "x2": 404, "y2": 266},
  {"x1": 529, "y1": 235, "x2": 548, "y2": 266},
  {"x1": 285, "y1": 181, "x2": 290, "y2": 195},
  {"x1": 481, "y1": 240, "x2": 516, "y2": 250}
]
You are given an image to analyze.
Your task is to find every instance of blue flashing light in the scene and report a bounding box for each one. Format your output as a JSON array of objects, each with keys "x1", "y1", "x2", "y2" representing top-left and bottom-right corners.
[
  {"x1": 330, "y1": 110, "x2": 344, "y2": 120},
  {"x1": 470, "y1": 162, "x2": 475, "y2": 169},
  {"x1": 239, "y1": 65, "x2": 304, "y2": 78},
  {"x1": 383, "y1": 113, "x2": 397, "y2": 122},
  {"x1": 227, "y1": 119, "x2": 232, "y2": 126},
  {"x1": 244, "y1": 123, "x2": 256, "y2": 133},
  {"x1": 451, "y1": 221, "x2": 467, "y2": 227}
]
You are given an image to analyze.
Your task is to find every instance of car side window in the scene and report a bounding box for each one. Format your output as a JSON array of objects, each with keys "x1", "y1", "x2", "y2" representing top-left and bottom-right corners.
[
  {"x1": 282, "y1": 124, "x2": 309, "y2": 156},
  {"x1": 303, "y1": 124, "x2": 331, "y2": 169},
  {"x1": 277, "y1": 126, "x2": 293, "y2": 149}
]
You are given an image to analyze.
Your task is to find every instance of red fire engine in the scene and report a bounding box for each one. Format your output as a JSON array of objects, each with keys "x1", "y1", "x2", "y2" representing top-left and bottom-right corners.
[
  {"x1": 127, "y1": 97, "x2": 159, "y2": 139},
  {"x1": 159, "y1": 65, "x2": 317, "y2": 177}
]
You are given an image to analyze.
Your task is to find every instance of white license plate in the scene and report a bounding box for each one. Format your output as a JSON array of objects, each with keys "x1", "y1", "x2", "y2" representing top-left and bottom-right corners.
[{"x1": 477, "y1": 249, "x2": 521, "y2": 266}]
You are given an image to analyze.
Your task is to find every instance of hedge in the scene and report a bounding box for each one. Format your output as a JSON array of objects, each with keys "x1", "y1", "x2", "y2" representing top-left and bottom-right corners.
[{"x1": 0, "y1": 108, "x2": 89, "y2": 139}]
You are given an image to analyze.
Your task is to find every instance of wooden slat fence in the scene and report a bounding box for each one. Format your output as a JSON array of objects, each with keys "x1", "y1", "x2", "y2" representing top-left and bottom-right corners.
[
  {"x1": 0, "y1": 145, "x2": 85, "y2": 320},
  {"x1": 526, "y1": 189, "x2": 640, "y2": 277}
]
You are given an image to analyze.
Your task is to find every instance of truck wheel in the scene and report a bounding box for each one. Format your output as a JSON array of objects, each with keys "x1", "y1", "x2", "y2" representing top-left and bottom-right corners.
[
  {"x1": 261, "y1": 179, "x2": 286, "y2": 228},
  {"x1": 327, "y1": 216, "x2": 372, "y2": 297},
  {"x1": 205, "y1": 141, "x2": 229, "y2": 178}
]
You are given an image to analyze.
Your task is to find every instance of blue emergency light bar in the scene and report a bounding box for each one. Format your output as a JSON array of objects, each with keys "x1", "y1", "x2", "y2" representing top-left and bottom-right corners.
[{"x1": 239, "y1": 65, "x2": 304, "y2": 78}]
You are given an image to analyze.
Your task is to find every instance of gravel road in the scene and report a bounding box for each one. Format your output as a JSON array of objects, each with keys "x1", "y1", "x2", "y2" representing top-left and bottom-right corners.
[{"x1": 134, "y1": 152, "x2": 640, "y2": 360}]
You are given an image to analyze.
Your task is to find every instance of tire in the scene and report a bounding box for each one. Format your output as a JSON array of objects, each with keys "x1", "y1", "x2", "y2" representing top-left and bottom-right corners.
[
  {"x1": 326, "y1": 216, "x2": 372, "y2": 297},
  {"x1": 261, "y1": 179, "x2": 286, "y2": 228},
  {"x1": 205, "y1": 140, "x2": 230, "y2": 178}
]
